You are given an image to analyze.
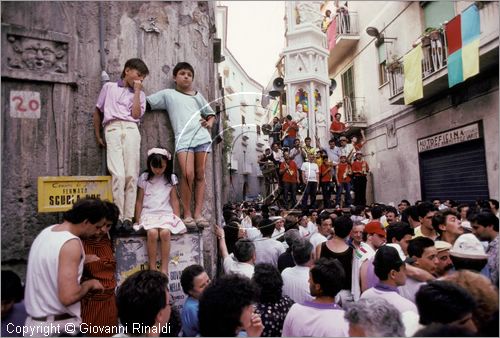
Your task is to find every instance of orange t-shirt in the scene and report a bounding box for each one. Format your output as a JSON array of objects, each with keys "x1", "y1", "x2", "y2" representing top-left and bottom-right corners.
[
  {"x1": 336, "y1": 162, "x2": 351, "y2": 183},
  {"x1": 320, "y1": 163, "x2": 333, "y2": 182},
  {"x1": 351, "y1": 160, "x2": 369, "y2": 175},
  {"x1": 280, "y1": 160, "x2": 299, "y2": 183},
  {"x1": 282, "y1": 121, "x2": 298, "y2": 138},
  {"x1": 330, "y1": 120, "x2": 346, "y2": 133}
]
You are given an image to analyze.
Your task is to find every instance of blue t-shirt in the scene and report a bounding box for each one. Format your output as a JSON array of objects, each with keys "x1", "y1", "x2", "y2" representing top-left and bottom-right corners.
[
  {"x1": 181, "y1": 296, "x2": 199, "y2": 337},
  {"x1": 147, "y1": 89, "x2": 215, "y2": 151}
]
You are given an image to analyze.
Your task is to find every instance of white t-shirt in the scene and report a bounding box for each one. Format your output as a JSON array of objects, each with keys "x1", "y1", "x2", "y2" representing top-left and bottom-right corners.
[
  {"x1": 137, "y1": 173, "x2": 177, "y2": 217},
  {"x1": 309, "y1": 232, "x2": 328, "y2": 249},
  {"x1": 282, "y1": 266, "x2": 313, "y2": 304},
  {"x1": 299, "y1": 221, "x2": 317, "y2": 238},
  {"x1": 223, "y1": 255, "x2": 254, "y2": 279},
  {"x1": 25, "y1": 225, "x2": 84, "y2": 319},
  {"x1": 254, "y1": 238, "x2": 286, "y2": 267},
  {"x1": 300, "y1": 162, "x2": 319, "y2": 182}
]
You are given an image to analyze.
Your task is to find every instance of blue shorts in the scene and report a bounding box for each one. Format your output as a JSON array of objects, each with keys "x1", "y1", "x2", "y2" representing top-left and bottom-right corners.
[{"x1": 176, "y1": 142, "x2": 211, "y2": 154}]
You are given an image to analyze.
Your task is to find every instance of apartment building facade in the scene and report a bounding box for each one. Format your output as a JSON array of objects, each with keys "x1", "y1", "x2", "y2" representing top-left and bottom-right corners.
[
  {"x1": 326, "y1": 1, "x2": 499, "y2": 205},
  {"x1": 216, "y1": 6, "x2": 267, "y2": 202}
]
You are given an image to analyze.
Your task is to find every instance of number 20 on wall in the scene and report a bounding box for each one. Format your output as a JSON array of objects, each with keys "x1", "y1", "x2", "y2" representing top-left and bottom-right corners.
[{"x1": 9, "y1": 90, "x2": 41, "y2": 119}]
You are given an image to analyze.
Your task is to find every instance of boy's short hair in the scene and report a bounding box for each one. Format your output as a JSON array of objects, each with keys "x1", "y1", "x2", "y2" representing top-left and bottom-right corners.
[
  {"x1": 408, "y1": 237, "x2": 435, "y2": 258},
  {"x1": 432, "y1": 210, "x2": 459, "y2": 234},
  {"x1": 121, "y1": 58, "x2": 149, "y2": 79},
  {"x1": 173, "y1": 62, "x2": 195, "y2": 78},
  {"x1": 386, "y1": 222, "x2": 414, "y2": 242},
  {"x1": 310, "y1": 258, "x2": 345, "y2": 298},
  {"x1": 116, "y1": 270, "x2": 169, "y2": 332},
  {"x1": 180, "y1": 264, "x2": 205, "y2": 295}
]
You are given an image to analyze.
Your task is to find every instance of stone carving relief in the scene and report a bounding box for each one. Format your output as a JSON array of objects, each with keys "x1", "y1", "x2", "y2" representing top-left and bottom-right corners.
[
  {"x1": 6, "y1": 35, "x2": 68, "y2": 73},
  {"x1": 295, "y1": 1, "x2": 324, "y2": 28},
  {"x1": 288, "y1": 52, "x2": 327, "y2": 77}
]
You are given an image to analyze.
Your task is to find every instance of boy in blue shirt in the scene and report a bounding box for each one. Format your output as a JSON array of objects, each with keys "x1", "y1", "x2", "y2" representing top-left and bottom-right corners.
[{"x1": 147, "y1": 62, "x2": 216, "y2": 229}]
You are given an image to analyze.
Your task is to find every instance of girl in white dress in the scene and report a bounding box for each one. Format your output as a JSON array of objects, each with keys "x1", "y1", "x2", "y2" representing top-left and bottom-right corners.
[{"x1": 134, "y1": 147, "x2": 187, "y2": 275}]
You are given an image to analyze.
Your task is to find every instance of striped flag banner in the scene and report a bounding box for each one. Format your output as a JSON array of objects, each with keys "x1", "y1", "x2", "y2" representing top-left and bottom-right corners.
[{"x1": 445, "y1": 4, "x2": 480, "y2": 87}]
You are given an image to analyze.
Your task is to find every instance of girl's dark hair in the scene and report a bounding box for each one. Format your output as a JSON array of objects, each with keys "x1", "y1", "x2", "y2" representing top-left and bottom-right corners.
[{"x1": 145, "y1": 152, "x2": 174, "y2": 184}]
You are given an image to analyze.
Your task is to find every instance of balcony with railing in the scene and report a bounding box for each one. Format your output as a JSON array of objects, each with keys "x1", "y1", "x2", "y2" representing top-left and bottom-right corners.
[
  {"x1": 343, "y1": 96, "x2": 367, "y2": 130},
  {"x1": 327, "y1": 10, "x2": 360, "y2": 74},
  {"x1": 388, "y1": 2, "x2": 499, "y2": 104},
  {"x1": 388, "y1": 30, "x2": 449, "y2": 103}
]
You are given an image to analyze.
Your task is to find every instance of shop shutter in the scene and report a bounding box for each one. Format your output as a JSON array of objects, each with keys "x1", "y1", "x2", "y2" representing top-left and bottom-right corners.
[{"x1": 419, "y1": 139, "x2": 489, "y2": 204}]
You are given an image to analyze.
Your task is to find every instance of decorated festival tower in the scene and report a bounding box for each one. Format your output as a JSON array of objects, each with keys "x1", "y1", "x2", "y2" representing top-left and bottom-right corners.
[{"x1": 283, "y1": 1, "x2": 331, "y2": 143}]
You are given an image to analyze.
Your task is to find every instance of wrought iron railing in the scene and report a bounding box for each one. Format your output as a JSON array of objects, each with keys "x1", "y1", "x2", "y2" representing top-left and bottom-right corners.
[
  {"x1": 335, "y1": 10, "x2": 359, "y2": 36},
  {"x1": 388, "y1": 30, "x2": 449, "y2": 98},
  {"x1": 343, "y1": 96, "x2": 367, "y2": 123}
]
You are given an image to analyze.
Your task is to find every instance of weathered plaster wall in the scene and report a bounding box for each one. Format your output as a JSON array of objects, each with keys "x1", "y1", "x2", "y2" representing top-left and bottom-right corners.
[{"x1": 1, "y1": 1, "x2": 220, "y2": 279}]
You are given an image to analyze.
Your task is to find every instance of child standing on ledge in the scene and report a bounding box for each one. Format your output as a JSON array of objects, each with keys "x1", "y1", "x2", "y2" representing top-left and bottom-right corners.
[
  {"x1": 93, "y1": 58, "x2": 149, "y2": 232},
  {"x1": 134, "y1": 147, "x2": 186, "y2": 275},
  {"x1": 146, "y1": 62, "x2": 216, "y2": 229}
]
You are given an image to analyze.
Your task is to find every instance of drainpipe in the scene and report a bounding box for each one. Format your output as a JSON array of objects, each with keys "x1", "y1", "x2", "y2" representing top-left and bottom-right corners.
[{"x1": 98, "y1": 2, "x2": 109, "y2": 174}]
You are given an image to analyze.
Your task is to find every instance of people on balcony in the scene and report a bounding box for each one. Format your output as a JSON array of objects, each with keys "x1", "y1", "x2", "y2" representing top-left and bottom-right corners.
[{"x1": 330, "y1": 112, "x2": 350, "y2": 146}]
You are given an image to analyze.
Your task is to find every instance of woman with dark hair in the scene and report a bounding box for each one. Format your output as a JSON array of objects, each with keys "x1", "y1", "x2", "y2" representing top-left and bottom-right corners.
[
  {"x1": 81, "y1": 201, "x2": 120, "y2": 336},
  {"x1": 251, "y1": 264, "x2": 294, "y2": 337}
]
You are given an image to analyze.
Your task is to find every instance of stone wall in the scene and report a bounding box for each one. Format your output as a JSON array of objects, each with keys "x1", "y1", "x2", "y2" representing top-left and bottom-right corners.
[{"x1": 1, "y1": 1, "x2": 221, "y2": 279}]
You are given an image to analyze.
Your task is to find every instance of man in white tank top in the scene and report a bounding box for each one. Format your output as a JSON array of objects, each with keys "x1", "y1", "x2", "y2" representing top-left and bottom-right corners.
[{"x1": 23, "y1": 198, "x2": 109, "y2": 336}]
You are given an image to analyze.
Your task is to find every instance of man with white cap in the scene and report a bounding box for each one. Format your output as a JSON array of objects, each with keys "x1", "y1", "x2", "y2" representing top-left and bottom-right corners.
[
  {"x1": 449, "y1": 233, "x2": 489, "y2": 273},
  {"x1": 434, "y1": 240, "x2": 453, "y2": 277}
]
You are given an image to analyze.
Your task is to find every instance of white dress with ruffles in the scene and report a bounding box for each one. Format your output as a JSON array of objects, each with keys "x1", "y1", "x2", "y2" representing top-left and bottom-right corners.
[{"x1": 134, "y1": 173, "x2": 187, "y2": 234}]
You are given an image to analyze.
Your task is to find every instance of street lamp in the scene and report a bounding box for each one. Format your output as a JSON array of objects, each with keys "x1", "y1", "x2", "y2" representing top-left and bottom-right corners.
[{"x1": 365, "y1": 26, "x2": 397, "y2": 47}]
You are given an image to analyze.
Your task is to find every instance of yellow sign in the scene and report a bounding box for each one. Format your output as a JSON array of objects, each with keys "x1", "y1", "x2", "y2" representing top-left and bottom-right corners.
[{"x1": 37, "y1": 176, "x2": 112, "y2": 212}]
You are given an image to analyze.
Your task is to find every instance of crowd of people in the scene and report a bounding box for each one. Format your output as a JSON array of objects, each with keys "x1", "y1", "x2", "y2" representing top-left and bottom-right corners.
[
  {"x1": 3, "y1": 196, "x2": 498, "y2": 337},
  {"x1": 258, "y1": 110, "x2": 367, "y2": 210},
  {"x1": 207, "y1": 198, "x2": 499, "y2": 337}
]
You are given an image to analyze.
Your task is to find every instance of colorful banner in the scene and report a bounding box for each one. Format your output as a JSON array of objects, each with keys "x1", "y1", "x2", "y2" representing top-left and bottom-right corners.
[
  {"x1": 445, "y1": 4, "x2": 480, "y2": 87},
  {"x1": 403, "y1": 45, "x2": 423, "y2": 104}
]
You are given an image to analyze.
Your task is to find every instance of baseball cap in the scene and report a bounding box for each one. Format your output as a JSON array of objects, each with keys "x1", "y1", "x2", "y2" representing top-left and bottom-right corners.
[
  {"x1": 364, "y1": 221, "x2": 386, "y2": 237},
  {"x1": 339, "y1": 136, "x2": 348, "y2": 141},
  {"x1": 434, "y1": 240, "x2": 452, "y2": 252},
  {"x1": 449, "y1": 233, "x2": 488, "y2": 259}
]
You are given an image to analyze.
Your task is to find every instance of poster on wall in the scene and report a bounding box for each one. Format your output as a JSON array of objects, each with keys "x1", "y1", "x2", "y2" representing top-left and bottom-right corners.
[{"x1": 114, "y1": 233, "x2": 203, "y2": 311}]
